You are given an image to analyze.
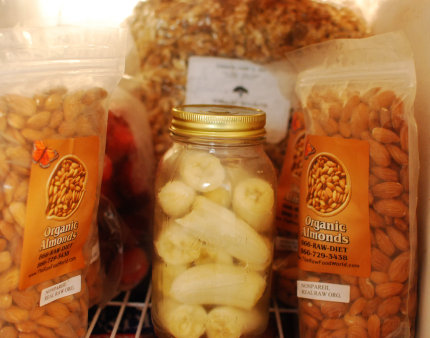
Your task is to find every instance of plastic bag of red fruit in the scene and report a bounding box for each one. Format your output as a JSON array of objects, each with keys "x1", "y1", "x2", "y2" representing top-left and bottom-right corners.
[{"x1": 87, "y1": 86, "x2": 154, "y2": 306}]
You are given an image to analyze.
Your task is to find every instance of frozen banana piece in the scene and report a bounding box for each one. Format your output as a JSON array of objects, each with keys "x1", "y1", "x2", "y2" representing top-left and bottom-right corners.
[
  {"x1": 160, "y1": 298, "x2": 207, "y2": 338},
  {"x1": 155, "y1": 220, "x2": 202, "y2": 265},
  {"x1": 194, "y1": 245, "x2": 234, "y2": 266},
  {"x1": 203, "y1": 186, "x2": 232, "y2": 208},
  {"x1": 180, "y1": 151, "x2": 225, "y2": 192},
  {"x1": 158, "y1": 180, "x2": 196, "y2": 218},
  {"x1": 176, "y1": 196, "x2": 271, "y2": 269},
  {"x1": 206, "y1": 306, "x2": 266, "y2": 338},
  {"x1": 170, "y1": 263, "x2": 266, "y2": 310},
  {"x1": 233, "y1": 178, "x2": 274, "y2": 232},
  {"x1": 153, "y1": 262, "x2": 188, "y2": 296}
]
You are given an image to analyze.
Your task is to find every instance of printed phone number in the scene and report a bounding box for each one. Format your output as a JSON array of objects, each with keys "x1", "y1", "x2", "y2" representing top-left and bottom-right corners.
[{"x1": 300, "y1": 248, "x2": 348, "y2": 261}]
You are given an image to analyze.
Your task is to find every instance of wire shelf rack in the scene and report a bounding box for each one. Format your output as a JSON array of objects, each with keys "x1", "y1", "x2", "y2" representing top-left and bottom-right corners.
[{"x1": 85, "y1": 278, "x2": 299, "y2": 338}]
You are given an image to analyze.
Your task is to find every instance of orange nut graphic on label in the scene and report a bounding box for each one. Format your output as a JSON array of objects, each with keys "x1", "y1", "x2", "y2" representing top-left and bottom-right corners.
[
  {"x1": 46, "y1": 155, "x2": 87, "y2": 219},
  {"x1": 306, "y1": 153, "x2": 351, "y2": 216}
]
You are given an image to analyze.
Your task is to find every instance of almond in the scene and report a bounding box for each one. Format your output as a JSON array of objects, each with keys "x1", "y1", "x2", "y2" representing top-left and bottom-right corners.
[
  {"x1": 381, "y1": 315, "x2": 400, "y2": 337},
  {"x1": 379, "y1": 109, "x2": 392, "y2": 130},
  {"x1": 0, "y1": 268, "x2": 20, "y2": 294},
  {"x1": 375, "y1": 282, "x2": 403, "y2": 298},
  {"x1": 373, "y1": 199, "x2": 408, "y2": 218},
  {"x1": 319, "y1": 116, "x2": 339, "y2": 136},
  {"x1": 331, "y1": 328, "x2": 348, "y2": 338},
  {"x1": 339, "y1": 120, "x2": 352, "y2": 138},
  {"x1": 28, "y1": 307, "x2": 45, "y2": 321},
  {"x1": 350, "y1": 285, "x2": 363, "y2": 302},
  {"x1": 5, "y1": 94, "x2": 37, "y2": 116},
  {"x1": 388, "y1": 252, "x2": 410, "y2": 283},
  {"x1": 369, "y1": 90, "x2": 396, "y2": 111},
  {"x1": 376, "y1": 296, "x2": 401, "y2": 318},
  {"x1": 340, "y1": 275, "x2": 358, "y2": 285},
  {"x1": 390, "y1": 98, "x2": 404, "y2": 131},
  {"x1": 0, "y1": 326, "x2": 19, "y2": 338},
  {"x1": 349, "y1": 297, "x2": 368, "y2": 316},
  {"x1": 374, "y1": 229, "x2": 395, "y2": 257},
  {"x1": 369, "y1": 174, "x2": 381, "y2": 188},
  {"x1": 0, "y1": 305, "x2": 28, "y2": 323},
  {"x1": 367, "y1": 314, "x2": 381, "y2": 338},
  {"x1": 368, "y1": 110, "x2": 380, "y2": 131},
  {"x1": 343, "y1": 314, "x2": 368, "y2": 329},
  {"x1": 362, "y1": 297, "x2": 383, "y2": 318},
  {"x1": 369, "y1": 271, "x2": 390, "y2": 285},
  {"x1": 46, "y1": 302, "x2": 70, "y2": 322},
  {"x1": 368, "y1": 139, "x2": 391, "y2": 167},
  {"x1": 341, "y1": 94, "x2": 360, "y2": 122},
  {"x1": 351, "y1": 103, "x2": 370, "y2": 139},
  {"x1": 369, "y1": 208, "x2": 386, "y2": 229},
  {"x1": 11, "y1": 290, "x2": 39, "y2": 311},
  {"x1": 36, "y1": 327, "x2": 57, "y2": 338},
  {"x1": 54, "y1": 322, "x2": 77, "y2": 338},
  {"x1": 302, "y1": 300, "x2": 323, "y2": 320},
  {"x1": 321, "y1": 302, "x2": 349, "y2": 319},
  {"x1": 302, "y1": 313, "x2": 320, "y2": 330},
  {"x1": 35, "y1": 315, "x2": 60, "y2": 328},
  {"x1": 316, "y1": 327, "x2": 331, "y2": 338},
  {"x1": 370, "y1": 167, "x2": 399, "y2": 182},
  {"x1": 321, "y1": 318, "x2": 347, "y2": 330},
  {"x1": 371, "y1": 248, "x2": 392, "y2": 273},
  {"x1": 400, "y1": 165, "x2": 409, "y2": 192},
  {"x1": 394, "y1": 217, "x2": 408, "y2": 232},
  {"x1": 371, "y1": 182, "x2": 403, "y2": 199},
  {"x1": 385, "y1": 144, "x2": 408, "y2": 166},
  {"x1": 346, "y1": 325, "x2": 368, "y2": 338},
  {"x1": 386, "y1": 227, "x2": 409, "y2": 252},
  {"x1": 361, "y1": 87, "x2": 381, "y2": 104},
  {"x1": 15, "y1": 320, "x2": 38, "y2": 333},
  {"x1": 358, "y1": 278, "x2": 374, "y2": 299},
  {"x1": 371, "y1": 127, "x2": 400, "y2": 143}
]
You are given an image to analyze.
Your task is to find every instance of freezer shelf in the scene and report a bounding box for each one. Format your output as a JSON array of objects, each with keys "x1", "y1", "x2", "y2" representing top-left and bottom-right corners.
[{"x1": 85, "y1": 279, "x2": 299, "y2": 338}]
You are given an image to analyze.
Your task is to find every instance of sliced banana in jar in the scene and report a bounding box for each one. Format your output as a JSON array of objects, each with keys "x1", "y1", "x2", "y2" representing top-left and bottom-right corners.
[
  {"x1": 232, "y1": 178, "x2": 274, "y2": 232},
  {"x1": 158, "y1": 180, "x2": 196, "y2": 218},
  {"x1": 180, "y1": 151, "x2": 225, "y2": 192},
  {"x1": 155, "y1": 220, "x2": 201, "y2": 265}
]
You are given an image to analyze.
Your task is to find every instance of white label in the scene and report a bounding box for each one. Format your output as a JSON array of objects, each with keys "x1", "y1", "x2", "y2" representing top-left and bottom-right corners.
[
  {"x1": 297, "y1": 280, "x2": 350, "y2": 303},
  {"x1": 185, "y1": 56, "x2": 291, "y2": 143},
  {"x1": 40, "y1": 275, "x2": 81, "y2": 307},
  {"x1": 275, "y1": 237, "x2": 298, "y2": 252},
  {"x1": 90, "y1": 241, "x2": 100, "y2": 264}
]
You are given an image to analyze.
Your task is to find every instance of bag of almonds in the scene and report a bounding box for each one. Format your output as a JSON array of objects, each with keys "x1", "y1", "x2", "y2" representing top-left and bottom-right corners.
[
  {"x1": 0, "y1": 26, "x2": 126, "y2": 337},
  {"x1": 288, "y1": 32, "x2": 418, "y2": 338}
]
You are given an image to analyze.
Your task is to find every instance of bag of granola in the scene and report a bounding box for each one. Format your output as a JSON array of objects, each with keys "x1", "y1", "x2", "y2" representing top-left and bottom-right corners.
[
  {"x1": 0, "y1": 26, "x2": 126, "y2": 337},
  {"x1": 130, "y1": 0, "x2": 369, "y2": 172},
  {"x1": 289, "y1": 31, "x2": 418, "y2": 338}
]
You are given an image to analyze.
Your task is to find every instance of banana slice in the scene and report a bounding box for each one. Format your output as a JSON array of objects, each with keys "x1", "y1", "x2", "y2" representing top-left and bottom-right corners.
[
  {"x1": 180, "y1": 151, "x2": 225, "y2": 192},
  {"x1": 153, "y1": 262, "x2": 188, "y2": 296},
  {"x1": 206, "y1": 306, "x2": 267, "y2": 338},
  {"x1": 203, "y1": 186, "x2": 232, "y2": 208},
  {"x1": 176, "y1": 197, "x2": 271, "y2": 269},
  {"x1": 160, "y1": 298, "x2": 207, "y2": 338},
  {"x1": 158, "y1": 180, "x2": 196, "y2": 218},
  {"x1": 232, "y1": 178, "x2": 274, "y2": 232},
  {"x1": 170, "y1": 263, "x2": 266, "y2": 310},
  {"x1": 206, "y1": 306, "x2": 247, "y2": 338},
  {"x1": 194, "y1": 245, "x2": 234, "y2": 266},
  {"x1": 155, "y1": 220, "x2": 202, "y2": 265}
]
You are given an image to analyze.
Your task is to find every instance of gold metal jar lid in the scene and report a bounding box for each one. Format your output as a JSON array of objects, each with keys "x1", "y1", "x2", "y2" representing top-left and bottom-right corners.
[{"x1": 170, "y1": 105, "x2": 266, "y2": 139}]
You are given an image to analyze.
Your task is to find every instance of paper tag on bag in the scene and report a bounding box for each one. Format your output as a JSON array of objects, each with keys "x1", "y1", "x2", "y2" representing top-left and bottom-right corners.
[
  {"x1": 297, "y1": 280, "x2": 350, "y2": 303},
  {"x1": 185, "y1": 56, "x2": 291, "y2": 143},
  {"x1": 40, "y1": 275, "x2": 81, "y2": 306}
]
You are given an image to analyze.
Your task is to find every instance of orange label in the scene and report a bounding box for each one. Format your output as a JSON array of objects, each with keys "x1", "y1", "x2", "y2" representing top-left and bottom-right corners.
[
  {"x1": 19, "y1": 136, "x2": 99, "y2": 290},
  {"x1": 276, "y1": 112, "x2": 306, "y2": 234},
  {"x1": 298, "y1": 135, "x2": 371, "y2": 278}
]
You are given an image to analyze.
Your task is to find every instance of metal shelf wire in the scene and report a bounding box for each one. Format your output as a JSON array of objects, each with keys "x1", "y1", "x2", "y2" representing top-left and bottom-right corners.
[{"x1": 85, "y1": 280, "x2": 298, "y2": 338}]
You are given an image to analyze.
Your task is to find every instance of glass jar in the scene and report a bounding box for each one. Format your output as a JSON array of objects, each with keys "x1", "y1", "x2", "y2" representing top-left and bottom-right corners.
[{"x1": 151, "y1": 105, "x2": 277, "y2": 338}]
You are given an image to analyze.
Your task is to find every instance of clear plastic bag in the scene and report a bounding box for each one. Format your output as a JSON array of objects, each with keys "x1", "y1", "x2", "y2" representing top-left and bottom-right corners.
[
  {"x1": 0, "y1": 25, "x2": 125, "y2": 337},
  {"x1": 130, "y1": 0, "x2": 369, "y2": 171},
  {"x1": 289, "y1": 32, "x2": 418, "y2": 338}
]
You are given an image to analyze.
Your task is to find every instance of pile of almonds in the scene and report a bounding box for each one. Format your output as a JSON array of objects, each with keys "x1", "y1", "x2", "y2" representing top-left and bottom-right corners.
[
  {"x1": 0, "y1": 86, "x2": 107, "y2": 338},
  {"x1": 299, "y1": 88, "x2": 415, "y2": 338},
  {"x1": 47, "y1": 158, "x2": 86, "y2": 219},
  {"x1": 306, "y1": 155, "x2": 350, "y2": 215}
]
